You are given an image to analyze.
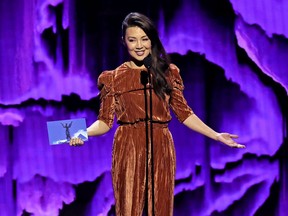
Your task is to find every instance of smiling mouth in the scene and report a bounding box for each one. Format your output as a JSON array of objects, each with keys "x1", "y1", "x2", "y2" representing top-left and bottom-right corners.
[{"x1": 135, "y1": 51, "x2": 145, "y2": 56}]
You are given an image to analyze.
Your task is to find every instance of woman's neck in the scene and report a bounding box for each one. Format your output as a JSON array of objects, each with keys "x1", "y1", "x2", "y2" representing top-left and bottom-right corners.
[{"x1": 127, "y1": 60, "x2": 146, "y2": 69}]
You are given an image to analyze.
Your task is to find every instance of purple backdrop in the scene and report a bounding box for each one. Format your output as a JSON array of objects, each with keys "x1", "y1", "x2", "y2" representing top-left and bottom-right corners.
[{"x1": 0, "y1": 0, "x2": 287, "y2": 215}]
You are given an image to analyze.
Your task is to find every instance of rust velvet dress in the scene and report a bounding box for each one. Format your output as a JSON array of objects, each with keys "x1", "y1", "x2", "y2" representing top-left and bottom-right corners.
[{"x1": 97, "y1": 63, "x2": 193, "y2": 216}]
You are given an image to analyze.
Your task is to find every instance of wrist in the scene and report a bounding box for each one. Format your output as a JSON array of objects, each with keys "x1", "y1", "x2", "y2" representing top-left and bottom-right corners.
[{"x1": 214, "y1": 132, "x2": 221, "y2": 141}]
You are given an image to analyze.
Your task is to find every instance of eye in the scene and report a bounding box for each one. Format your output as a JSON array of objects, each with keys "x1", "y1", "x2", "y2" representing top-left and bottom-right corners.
[{"x1": 128, "y1": 39, "x2": 135, "y2": 42}]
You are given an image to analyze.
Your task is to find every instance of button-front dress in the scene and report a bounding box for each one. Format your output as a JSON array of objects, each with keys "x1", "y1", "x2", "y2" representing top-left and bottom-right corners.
[{"x1": 97, "y1": 63, "x2": 193, "y2": 216}]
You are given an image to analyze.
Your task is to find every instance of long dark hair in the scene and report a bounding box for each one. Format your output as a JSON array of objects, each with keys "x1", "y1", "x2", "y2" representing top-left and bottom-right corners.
[{"x1": 122, "y1": 12, "x2": 172, "y2": 99}]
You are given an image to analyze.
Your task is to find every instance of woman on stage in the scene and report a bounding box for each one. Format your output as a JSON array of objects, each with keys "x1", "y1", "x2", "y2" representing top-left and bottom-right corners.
[{"x1": 70, "y1": 12, "x2": 245, "y2": 216}]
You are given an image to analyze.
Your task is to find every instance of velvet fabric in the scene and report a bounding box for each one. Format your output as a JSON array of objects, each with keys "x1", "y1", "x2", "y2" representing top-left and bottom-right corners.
[{"x1": 97, "y1": 63, "x2": 193, "y2": 215}]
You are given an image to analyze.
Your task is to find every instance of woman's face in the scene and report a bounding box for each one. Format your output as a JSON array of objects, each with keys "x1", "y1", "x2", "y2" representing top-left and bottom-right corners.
[{"x1": 124, "y1": 26, "x2": 152, "y2": 62}]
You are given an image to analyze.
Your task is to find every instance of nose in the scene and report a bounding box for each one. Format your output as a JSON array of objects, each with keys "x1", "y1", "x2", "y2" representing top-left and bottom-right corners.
[{"x1": 136, "y1": 40, "x2": 143, "y2": 49}]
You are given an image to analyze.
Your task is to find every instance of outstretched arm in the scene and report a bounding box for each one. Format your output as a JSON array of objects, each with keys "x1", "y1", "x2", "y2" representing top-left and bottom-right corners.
[
  {"x1": 70, "y1": 120, "x2": 110, "y2": 146},
  {"x1": 183, "y1": 114, "x2": 245, "y2": 148}
]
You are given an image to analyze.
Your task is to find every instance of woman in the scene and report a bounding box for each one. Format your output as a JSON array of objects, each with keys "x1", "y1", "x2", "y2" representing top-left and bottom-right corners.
[{"x1": 70, "y1": 12, "x2": 245, "y2": 216}]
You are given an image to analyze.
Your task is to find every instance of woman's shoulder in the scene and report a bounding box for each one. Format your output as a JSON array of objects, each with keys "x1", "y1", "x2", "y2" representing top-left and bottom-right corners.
[
  {"x1": 169, "y1": 63, "x2": 180, "y2": 71},
  {"x1": 168, "y1": 63, "x2": 181, "y2": 77},
  {"x1": 98, "y1": 63, "x2": 127, "y2": 81},
  {"x1": 167, "y1": 63, "x2": 184, "y2": 90},
  {"x1": 98, "y1": 70, "x2": 114, "y2": 86},
  {"x1": 97, "y1": 63, "x2": 132, "y2": 91}
]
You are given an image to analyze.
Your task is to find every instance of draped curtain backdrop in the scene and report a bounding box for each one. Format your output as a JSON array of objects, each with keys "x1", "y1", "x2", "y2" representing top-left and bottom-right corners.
[{"x1": 0, "y1": 0, "x2": 287, "y2": 215}]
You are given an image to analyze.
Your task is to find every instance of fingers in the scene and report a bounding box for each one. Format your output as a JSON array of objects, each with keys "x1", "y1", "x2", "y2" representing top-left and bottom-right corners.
[
  {"x1": 218, "y1": 133, "x2": 245, "y2": 148},
  {"x1": 69, "y1": 137, "x2": 84, "y2": 146},
  {"x1": 234, "y1": 144, "x2": 245, "y2": 148},
  {"x1": 230, "y1": 142, "x2": 246, "y2": 148},
  {"x1": 229, "y1": 134, "x2": 239, "y2": 139},
  {"x1": 228, "y1": 134, "x2": 245, "y2": 148}
]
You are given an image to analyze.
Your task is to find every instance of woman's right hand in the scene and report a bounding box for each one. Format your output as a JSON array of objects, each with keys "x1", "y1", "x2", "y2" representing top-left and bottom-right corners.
[{"x1": 69, "y1": 137, "x2": 84, "y2": 146}]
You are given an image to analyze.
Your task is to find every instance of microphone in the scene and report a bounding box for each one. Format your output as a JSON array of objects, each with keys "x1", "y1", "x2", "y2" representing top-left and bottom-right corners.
[
  {"x1": 140, "y1": 71, "x2": 149, "y2": 86},
  {"x1": 141, "y1": 54, "x2": 152, "y2": 86},
  {"x1": 143, "y1": 54, "x2": 152, "y2": 69}
]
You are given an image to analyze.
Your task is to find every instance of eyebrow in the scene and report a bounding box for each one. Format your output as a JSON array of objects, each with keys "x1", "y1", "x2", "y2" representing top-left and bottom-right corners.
[{"x1": 126, "y1": 35, "x2": 149, "y2": 39}]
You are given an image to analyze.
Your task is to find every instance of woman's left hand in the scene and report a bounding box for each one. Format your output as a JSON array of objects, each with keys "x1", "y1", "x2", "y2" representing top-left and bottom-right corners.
[
  {"x1": 216, "y1": 133, "x2": 246, "y2": 148},
  {"x1": 69, "y1": 137, "x2": 84, "y2": 146}
]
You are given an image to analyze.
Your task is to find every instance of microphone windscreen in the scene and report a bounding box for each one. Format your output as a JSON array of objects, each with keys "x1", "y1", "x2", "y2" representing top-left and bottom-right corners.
[
  {"x1": 140, "y1": 71, "x2": 149, "y2": 85},
  {"x1": 143, "y1": 54, "x2": 152, "y2": 69}
]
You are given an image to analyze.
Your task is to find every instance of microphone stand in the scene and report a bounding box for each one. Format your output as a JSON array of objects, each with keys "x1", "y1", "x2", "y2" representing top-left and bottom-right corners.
[
  {"x1": 141, "y1": 55, "x2": 155, "y2": 216},
  {"x1": 140, "y1": 70, "x2": 150, "y2": 215},
  {"x1": 148, "y1": 70, "x2": 155, "y2": 216}
]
